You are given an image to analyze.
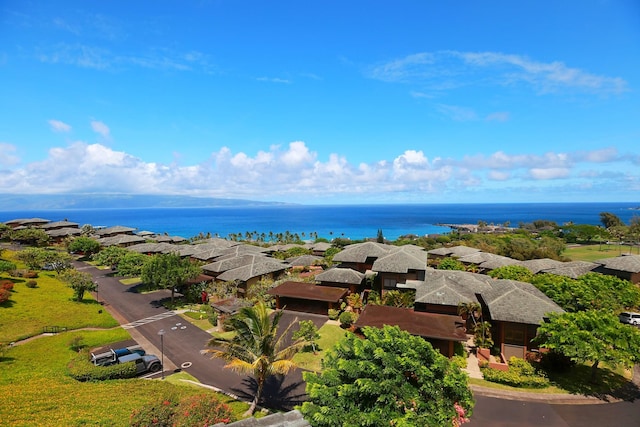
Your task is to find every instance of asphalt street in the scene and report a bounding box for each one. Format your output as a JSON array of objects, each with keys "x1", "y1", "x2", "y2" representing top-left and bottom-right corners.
[{"x1": 77, "y1": 260, "x2": 640, "y2": 425}]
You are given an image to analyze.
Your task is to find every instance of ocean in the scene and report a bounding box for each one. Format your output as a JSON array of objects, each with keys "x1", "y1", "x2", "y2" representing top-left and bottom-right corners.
[{"x1": 1, "y1": 202, "x2": 638, "y2": 241}]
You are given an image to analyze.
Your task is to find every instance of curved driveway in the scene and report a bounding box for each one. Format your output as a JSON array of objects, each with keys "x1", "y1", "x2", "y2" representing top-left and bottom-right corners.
[{"x1": 76, "y1": 260, "x2": 640, "y2": 425}]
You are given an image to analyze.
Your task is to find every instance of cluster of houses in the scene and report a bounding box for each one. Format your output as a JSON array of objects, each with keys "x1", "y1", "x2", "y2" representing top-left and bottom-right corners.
[{"x1": 6, "y1": 217, "x2": 640, "y2": 366}]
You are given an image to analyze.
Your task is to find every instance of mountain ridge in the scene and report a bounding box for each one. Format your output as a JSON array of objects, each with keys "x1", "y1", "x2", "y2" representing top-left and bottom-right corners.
[{"x1": 0, "y1": 194, "x2": 289, "y2": 210}]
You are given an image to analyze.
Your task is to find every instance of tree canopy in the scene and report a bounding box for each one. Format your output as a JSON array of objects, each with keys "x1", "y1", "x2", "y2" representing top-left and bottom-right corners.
[
  {"x1": 300, "y1": 325, "x2": 473, "y2": 427},
  {"x1": 140, "y1": 252, "x2": 200, "y2": 304},
  {"x1": 531, "y1": 273, "x2": 640, "y2": 313},
  {"x1": 535, "y1": 310, "x2": 640, "y2": 382},
  {"x1": 61, "y1": 269, "x2": 96, "y2": 301}
]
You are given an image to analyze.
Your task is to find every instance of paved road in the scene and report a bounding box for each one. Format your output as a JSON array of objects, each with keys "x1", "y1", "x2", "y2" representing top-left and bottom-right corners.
[{"x1": 77, "y1": 260, "x2": 640, "y2": 424}]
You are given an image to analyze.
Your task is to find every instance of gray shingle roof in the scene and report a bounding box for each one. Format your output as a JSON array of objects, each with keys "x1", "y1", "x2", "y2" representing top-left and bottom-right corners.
[
  {"x1": 403, "y1": 269, "x2": 493, "y2": 306},
  {"x1": 202, "y1": 254, "x2": 272, "y2": 274},
  {"x1": 594, "y1": 254, "x2": 640, "y2": 273},
  {"x1": 97, "y1": 234, "x2": 146, "y2": 246},
  {"x1": 479, "y1": 279, "x2": 564, "y2": 325},
  {"x1": 216, "y1": 258, "x2": 289, "y2": 282},
  {"x1": 286, "y1": 254, "x2": 324, "y2": 266},
  {"x1": 372, "y1": 247, "x2": 427, "y2": 273},
  {"x1": 332, "y1": 242, "x2": 393, "y2": 263},
  {"x1": 540, "y1": 261, "x2": 598, "y2": 278},
  {"x1": 213, "y1": 410, "x2": 309, "y2": 427},
  {"x1": 315, "y1": 267, "x2": 365, "y2": 285},
  {"x1": 520, "y1": 258, "x2": 565, "y2": 274},
  {"x1": 428, "y1": 245, "x2": 481, "y2": 257},
  {"x1": 127, "y1": 242, "x2": 177, "y2": 254}
]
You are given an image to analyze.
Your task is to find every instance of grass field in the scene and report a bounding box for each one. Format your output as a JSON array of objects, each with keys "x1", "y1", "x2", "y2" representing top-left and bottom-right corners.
[
  {"x1": 0, "y1": 330, "x2": 249, "y2": 426},
  {"x1": 0, "y1": 252, "x2": 118, "y2": 343},
  {"x1": 563, "y1": 243, "x2": 638, "y2": 262},
  {"x1": 292, "y1": 323, "x2": 347, "y2": 372}
]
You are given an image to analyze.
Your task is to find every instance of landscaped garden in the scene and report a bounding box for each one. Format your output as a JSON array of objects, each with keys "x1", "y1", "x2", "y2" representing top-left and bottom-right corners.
[{"x1": 0, "y1": 248, "x2": 252, "y2": 426}]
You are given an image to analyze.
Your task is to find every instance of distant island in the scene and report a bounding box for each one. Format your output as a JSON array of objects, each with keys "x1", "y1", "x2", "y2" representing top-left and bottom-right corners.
[{"x1": 0, "y1": 194, "x2": 288, "y2": 211}]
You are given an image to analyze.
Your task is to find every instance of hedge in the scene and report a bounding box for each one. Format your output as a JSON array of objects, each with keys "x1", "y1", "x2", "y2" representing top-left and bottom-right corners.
[{"x1": 67, "y1": 351, "x2": 138, "y2": 381}]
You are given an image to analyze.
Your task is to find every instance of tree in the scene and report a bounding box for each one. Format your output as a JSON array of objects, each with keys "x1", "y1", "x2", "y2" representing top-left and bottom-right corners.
[
  {"x1": 437, "y1": 257, "x2": 465, "y2": 271},
  {"x1": 61, "y1": 269, "x2": 96, "y2": 301},
  {"x1": 300, "y1": 325, "x2": 473, "y2": 426},
  {"x1": 39, "y1": 250, "x2": 73, "y2": 275},
  {"x1": 293, "y1": 320, "x2": 321, "y2": 353},
  {"x1": 457, "y1": 301, "x2": 481, "y2": 328},
  {"x1": 535, "y1": 310, "x2": 640, "y2": 382},
  {"x1": 600, "y1": 212, "x2": 624, "y2": 229},
  {"x1": 376, "y1": 229, "x2": 384, "y2": 243},
  {"x1": 92, "y1": 245, "x2": 129, "y2": 269},
  {"x1": 206, "y1": 302, "x2": 304, "y2": 416},
  {"x1": 8, "y1": 227, "x2": 50, "y2": 246},
  {"x1": 488, "y1": 265, "x2": 534, "y2": 282},
  {"x1": 67, "y1": 236, "x2": 101, "y2": 257},
  {"x1": 116, "y1": 251, "x2": 148, "y2": 277},
  {"x1": 140, "y1": 253, "x2": 201, "y2": 305}
]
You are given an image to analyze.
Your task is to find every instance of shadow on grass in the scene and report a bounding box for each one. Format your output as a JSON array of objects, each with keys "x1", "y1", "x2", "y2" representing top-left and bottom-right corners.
[
  {"x1": 547, "y1": 364, "x2": 640, "y2": 402},
  {"x1": 231, "y1": 375, "x2": 307, "y2": 412}
]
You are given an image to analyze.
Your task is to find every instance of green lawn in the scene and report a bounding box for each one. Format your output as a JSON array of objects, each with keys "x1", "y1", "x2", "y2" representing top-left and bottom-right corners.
[
  {"x1": 563, "y1": 243, "x2": 637, "y2": 262},
  {"x1": 0, "y1": 330, "x2": 250, "y2": 426},
  {"x1": 0, "y1": 253, "x2": 118, "y2": 343},
  {"x1": 293, "y1": 323, "x2": 348, "y2": 372}
]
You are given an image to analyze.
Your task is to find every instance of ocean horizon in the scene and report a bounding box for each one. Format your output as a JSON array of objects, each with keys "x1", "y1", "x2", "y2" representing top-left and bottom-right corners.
[{"x1": 1, "y1": 202, "x2": 638, "y2": 241}]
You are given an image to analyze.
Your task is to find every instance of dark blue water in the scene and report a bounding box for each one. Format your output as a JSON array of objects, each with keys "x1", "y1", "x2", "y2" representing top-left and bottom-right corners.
[{"x1": 1, "y1": 203, "x2": 638, "y2": 241}]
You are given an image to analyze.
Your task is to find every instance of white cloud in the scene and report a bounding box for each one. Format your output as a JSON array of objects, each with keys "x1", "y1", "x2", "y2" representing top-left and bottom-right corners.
[
  {"x1": 370, "y1": 50, "x2": 628, "y2": 96},
  {"x1": 90, "y1": 120, "x2": 111, "y2": 139},
  {"x1": 48, "y1": 119, "x2": 71, "y2": 132},
  {"x1": 0, "y1": 143, "x2": 20, "y2": 166},
  {"x1": 437, "y1": 104, "x2": 478, "y2": 121},
  {"x1": 529, "y1": 168, "x2": 570, "y2": 180},
  {"x1": 0, "y1": 139, "x2": 636, "y2": 201}
]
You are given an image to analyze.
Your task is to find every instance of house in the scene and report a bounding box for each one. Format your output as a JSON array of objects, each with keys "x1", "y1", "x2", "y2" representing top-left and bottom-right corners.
[
  {"x1": 427, "y1": 245, "x2": 481, "y2": 260},
  {"x1": 331, "y1": 241, "x2": 393, "y2": 273},
  {"x1": 4, "y1": 217, "x2": 50, "y2": 229},
  {"x1": 215, "y1": 256, "x2": 289, "y2": 296},
  {"x1": 371, "y1": 246, "x2": 428, "y2": 291},
  {"x1": 268, "y1": 281, "x2": 348, "y2": 314},
  {"x1": 593, "y1": 254, "x2": 640, "y2": 284},
  {"x1": 401, "y1": 269, "x2": 564, "y2": 360},
  {"x1": 39, "y1": 220, "x2": 79, "y2": 231},
  {"x1": 354, "y1": 305, "x2": 467, "y2": 357},
  {"x1": 97, "y1": 234, "x2": 146, "y2": 247},
  {"x1": 315, "y1": 267, "x2": 365, "y2": 294},
  {"x1": 94, "y1": 225, "x2": 137, "y2": 237},
  {"x1": 476, "y1": 279, "x2": 564, "y2": 359}
]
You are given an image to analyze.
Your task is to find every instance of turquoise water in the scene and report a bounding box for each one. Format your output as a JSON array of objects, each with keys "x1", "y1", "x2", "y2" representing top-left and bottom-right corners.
[{"x1": 1, "y1": 202, "x2": 638, "y2": 241}]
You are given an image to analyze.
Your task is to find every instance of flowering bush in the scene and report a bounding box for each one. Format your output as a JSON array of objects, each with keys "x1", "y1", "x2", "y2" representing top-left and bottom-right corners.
[
  {"x1": 0, "y1": 280, "x2": 14, "y2": 291},
  {"x1": 130, "y1": 394, "x2": 233, "y2": 427},
  {"x1": 25, "y1": 280, "x2": 38, "y2": 288},
  {"x1": 0, "y1": 288, "x2": 10, "y2": 304}
]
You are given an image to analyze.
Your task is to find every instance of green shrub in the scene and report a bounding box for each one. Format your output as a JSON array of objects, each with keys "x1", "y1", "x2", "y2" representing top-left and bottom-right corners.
[
  {"x1": 24, "y1": 271, "x2": 38, "y2": 279},
  {"x1": 328, "y1": 309, "x2": 340, "y2": 320},
  {"x1": 25, "y1": 280, "x2": 38, "y2": 288},
  {"x1": 339, "y1": 311, "x2": 357, "y2": 328},
  {"x1": 208, "y1": 311, "x2": 218, "y2": 327},
  {"x1": 480, "y1": 357, "x2": 549, "y2": 388},
  {"x1": 451, "y1": 355, "x2": 468, "y2": 370},
  {"x1": 67, "y1": 350, "x2": 138, "y2": 381}
]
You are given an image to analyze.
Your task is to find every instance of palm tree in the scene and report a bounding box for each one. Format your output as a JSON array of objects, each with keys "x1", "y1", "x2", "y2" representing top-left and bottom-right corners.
[{"x1": 206, "y1": 302, "x2": 304, "y2": 416}]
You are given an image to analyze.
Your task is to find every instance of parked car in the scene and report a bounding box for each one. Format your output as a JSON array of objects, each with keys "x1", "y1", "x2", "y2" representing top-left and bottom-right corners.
[
  {"x1": 619, "y1": 312, "x2": 640, "y2": 325},
  {"x1": 91, "y1": 346, "x2": 146, "y2": 366},
  {"x1": 117, "y1": 353, "x2": 162, "y2": 375}
]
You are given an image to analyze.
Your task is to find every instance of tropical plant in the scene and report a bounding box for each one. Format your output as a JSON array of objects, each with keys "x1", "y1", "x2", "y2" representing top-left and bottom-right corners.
[
  {"x1": 206, "y1": 301, "x2": 304, "y2": 416},
  {"x1": 300, "y1": 325, "x2": 473, "y2": 426},
  {"x1": 293, "y1": 320, "x2": 321, "y2": 353},
  {"x1": 487, "y1": 265, "x2": 534, "y2": 282},
  {"x1": 473, "y1": 321, "x2": 493, "y2": 349},
  {"x1": 457, "y1": 301, "x2": 481, "y2": 328}
]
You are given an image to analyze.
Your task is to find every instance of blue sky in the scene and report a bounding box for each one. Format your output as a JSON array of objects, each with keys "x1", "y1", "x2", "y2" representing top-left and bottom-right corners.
[{"x1": 1, "y1": 0, "x2": 639, "y2": 205}]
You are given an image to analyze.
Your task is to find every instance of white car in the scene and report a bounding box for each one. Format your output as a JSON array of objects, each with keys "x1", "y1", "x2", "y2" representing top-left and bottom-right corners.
[{"x1": 619, "y1": 312, "x2": 640, "y2": 325}]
